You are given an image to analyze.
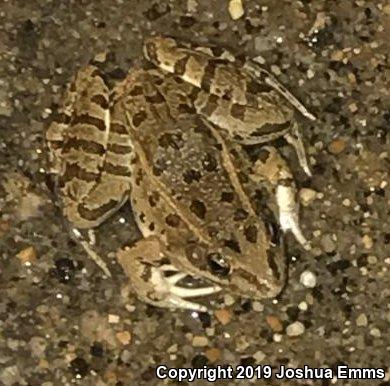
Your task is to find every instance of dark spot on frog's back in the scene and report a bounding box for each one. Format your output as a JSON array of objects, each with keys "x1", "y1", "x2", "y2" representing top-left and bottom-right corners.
[
  {"x1": 244, "y1": 225, "x2": 258, "y2": 243},
  {"x1": 220, "y1": 191, "x2": 235, "y2": 202},
  {"x1": 234, "y1": 208, "x2": 249, "y2": 221},
  {"x1": 183, "y1": 169, "x2": 201, "y2": 184},
  {"x1": 165, "y1": 213, "x2": 181, "y2": 227},
  {"x1": 190, "y1": 200, "x2": 206, "y2": 219},
  {"x1": 158, "y1": 132, "x2": 183, "y2": 150},
  {"x1": 174, "y1": 55, "x2": 190, "y2": 76},
  {"x1": 129, "y1": 85, "x2": 144, "y2": 96},
  {"x1": 91, "y1": 94, "x2": 109, "y2": 109},
  {"x1": 201, "y1": 94, "x2": 219, "y2": 116},
  {"x1": 224, "y1": 238, "x2": 241, "y2": 253},
  {"x1": 202, "y1": 153, "x2": 217, "y2": 172},
  {"x1": 145, "y1": 91, "x2": 165, "y2": 104},
  {"x1": 132, "y1": 111, "x2": 148, "y2": 127},
  {"x1": 148, "y1": 191, "x2": 160, "y2": 207},
  {"x1": 230, "y1": 103, "x2": 246, "y2": 120}
]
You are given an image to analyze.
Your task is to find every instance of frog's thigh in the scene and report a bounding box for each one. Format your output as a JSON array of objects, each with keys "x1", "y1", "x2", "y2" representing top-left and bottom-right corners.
[
  {"x1": 117, "y1": 237, "x2": 221, "y2": 311},
  {"x1": 250, "y1": 146, "x2": 311, "y2": 250}
]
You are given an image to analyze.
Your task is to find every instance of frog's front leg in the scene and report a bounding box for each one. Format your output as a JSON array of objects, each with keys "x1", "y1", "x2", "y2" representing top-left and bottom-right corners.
[
  {"x1": 117, "y1": 237, "x2": 221, "y2": 311},
  {"x1": 249, "y1": 146, "x2": 311, "y2": 250}
]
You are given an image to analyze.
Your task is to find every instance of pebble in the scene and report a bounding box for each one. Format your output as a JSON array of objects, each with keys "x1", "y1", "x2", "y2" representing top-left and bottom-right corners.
[
  {"x1": 16, "y1": 246, "x2": 37, "y2": 264},
  {"x1": 369, "y1": 328, "x2": 381, "y2": 338},
  {"x1": 253, "y1": 350, "x2": 266, "y2": 363},
  {"x1": 286, "y1": 321, "x2": 305, "y2": 337},
  {"x1": 300, "y1": 271, "x2": 317, "y2": 288},
  {"x1": 299, "y1": 188, "x2": 317, "y2": 206},
  {"x1": 108, "y1": 314, "x2": 120, "y2": 324},
  {"x1": 266, "y1": 315, "x2": 283, "y2": 332},
  {"x1": 362, "y1": 235, "x2": 373, "y2": 249},
  {"x1": 342, "y1": 198, "x2": 351, "y2": 207},
  {"x1": 192, "y1": 336, "x2": 209, "y2": 347},
  {"x1": 223, "y1": 294, "x2": 235, "y2": 306},
  {"x1": 214, "y1": 309, "x2": 232, "y2": 325},
  {"x1": 252, "y1": 301, "x2": 264, "y2": 312},
  {"x1": 348, "y1": 103, "x2": 358, "y2": 113},
  {"x1": 367, "y1": 255, "x2": 377, "y2": 264},
  {"x1": 298, "y1": 301, "x2": 308, "y2": 311},
  {"x1": 307, "y1": 69, "x2": 315, "y2": 79},
  {"x1": 228, "y1": 0, "x2": 245, "y2": 20},
  {"x1": 115, "y1": 331, "x2": 131, "y2": 345},
  {"x1": 356, "y1": 313, "x2": 368, "y2": 327},
  {"x1": 321, "y1": 234, "x2": 336, "y2": 253},
  {"x1": 205, "y1": 347, "x2": 221, "y2": 363},
  {"x1": 328, "y1": 139, "x2": 346, "y2": 154}
]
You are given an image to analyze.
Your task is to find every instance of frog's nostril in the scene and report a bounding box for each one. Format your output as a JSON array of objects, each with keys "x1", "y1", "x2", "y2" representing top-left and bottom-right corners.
[{"x1": 207, "y1": 253, "x2": 230, "y2": 277}]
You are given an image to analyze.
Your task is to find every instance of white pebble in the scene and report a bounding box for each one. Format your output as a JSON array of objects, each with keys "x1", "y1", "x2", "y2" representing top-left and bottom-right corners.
[
  {"x1": 300, "y1": 270, "x2": 317, "y2": 288},
  {"x1": 298, "y1": 301, "x2": 308, "y2": 311},
  {"x1": 228, "y1": 0, "x2": 244, "y2": 20},
  {"x1": 286, "y1": 321, "x2": 305, "y2": 337},
  {"x1": 370, "y1": 328, "x2": 381, "y2": 338},
  {"x1": 356, "y1": 313, "x2": 368, "y2": 327}
]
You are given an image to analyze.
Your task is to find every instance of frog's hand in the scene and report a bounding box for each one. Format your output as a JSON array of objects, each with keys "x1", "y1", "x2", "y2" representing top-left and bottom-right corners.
[
  {"x1": 117, "y1": 237, "x2": 221, "y2": 311},
  {"x1": 250, "y1": 146, "x2": 311, "y2": 251}
]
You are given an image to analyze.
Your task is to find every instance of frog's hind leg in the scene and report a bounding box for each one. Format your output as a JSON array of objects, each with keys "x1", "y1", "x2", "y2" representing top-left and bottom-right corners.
[
  {"x1": 244, "y1": 62, "x2": 316, "y2": 122},
  {"x1": 250, "y1": 146, "x2": 311, "y2": 250},
  {"x1": 117, "y1": 237, "x2": 221, "y2": 312}
]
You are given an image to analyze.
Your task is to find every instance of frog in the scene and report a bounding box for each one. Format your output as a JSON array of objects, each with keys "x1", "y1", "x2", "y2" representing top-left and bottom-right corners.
[{"x1": 46, "y1": 38, "x2": 312, "y2": 312}]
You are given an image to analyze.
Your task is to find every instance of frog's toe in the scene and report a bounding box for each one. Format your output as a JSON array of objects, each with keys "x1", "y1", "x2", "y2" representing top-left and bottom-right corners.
[
  {"x1": 275, "y1": 185, "x2": 311, "y2": 249},
  {"x1": 279, "y1": 209, "x2": 311, "y2": 250},
  {"x1": 148, "y1": 266, "x2": 221, "y2": 311}
]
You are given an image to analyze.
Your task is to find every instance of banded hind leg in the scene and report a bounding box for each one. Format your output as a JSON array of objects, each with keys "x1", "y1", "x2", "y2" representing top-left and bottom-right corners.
[
  {"x1": 249, "y1": 146, "x2": 311, "y2": 250},
  {"x1": 46, "y1": 64, "x2": 133, "y2": 275}
]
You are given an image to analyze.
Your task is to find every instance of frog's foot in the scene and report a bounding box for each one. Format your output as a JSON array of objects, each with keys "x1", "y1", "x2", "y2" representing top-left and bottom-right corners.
[
  {"x1": 117, "y1": 237, "x2": 221, "y2": 311},
  {"x1": 276, "y1": 186, "x2": 311, "y2": 251},
  {"x1": 149, "y1": 265, "x2": 222, "y2": 311},
  {"x1": 250, "y1": 146, "x2": 311, "y2": 250}
]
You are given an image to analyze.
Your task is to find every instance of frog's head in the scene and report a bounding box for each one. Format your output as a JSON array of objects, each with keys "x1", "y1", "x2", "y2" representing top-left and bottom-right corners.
[
  {"x1": 206, "y1": 226, "x2": 286, "y2": 300},
  {"x1": 183, "y1": 217, "x2": 286, "y2": 300}
]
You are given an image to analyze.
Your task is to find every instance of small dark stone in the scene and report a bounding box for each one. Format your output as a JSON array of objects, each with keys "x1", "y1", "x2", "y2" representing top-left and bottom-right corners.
[
  {"x1": 191, "y1": 354, "x2": 209, "y2": 368},
  {"x1": 70, "y1": 357, "x2": 89, "y2": 377},
  {"x1": 198, "y1": 312, "x2": 212, "y2": 328},
  {"x1": 53, "y1": 258, "x2": 76, "y2": 283},
  {"x1": 240, "y1": 356, "x2": 255, "y2": 366},
  {"x1": 179, "y1": 15, "x2": 196, "y2": 28},
  {"x1": 90, "y1": 342, "x2": 104, "y2": 357}
]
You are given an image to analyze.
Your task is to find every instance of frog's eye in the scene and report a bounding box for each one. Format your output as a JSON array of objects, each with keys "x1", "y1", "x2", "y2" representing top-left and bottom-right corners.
[{"x1": 207, "y1": 253, "x2": 231, "y2": 277}]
